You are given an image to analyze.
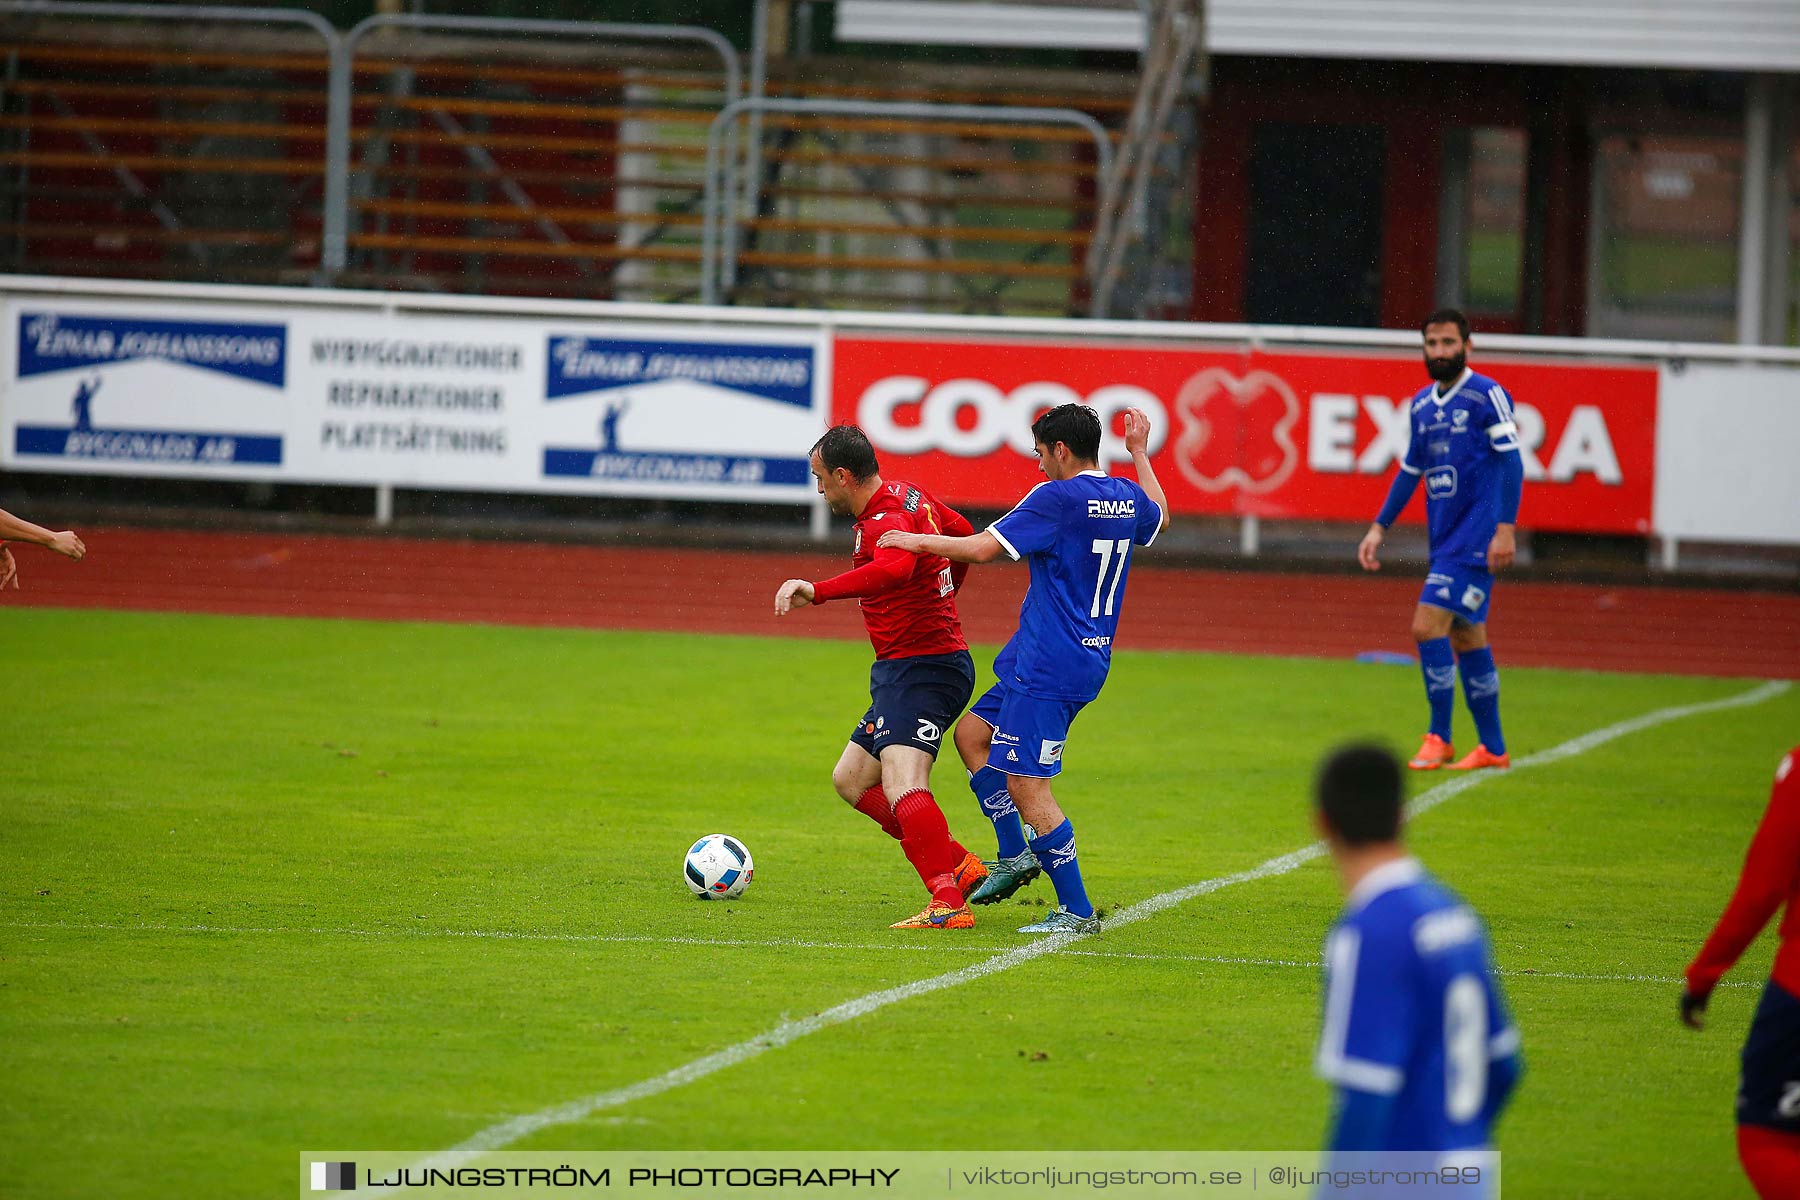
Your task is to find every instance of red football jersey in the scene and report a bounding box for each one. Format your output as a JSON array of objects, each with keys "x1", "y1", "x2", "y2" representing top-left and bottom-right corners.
[
  {"x1": 810, "y1": 480, "x2": 971, "y2": 660},
  {"x1": 1687, "y1": 746, "x2": 1800, "y2": 996}
]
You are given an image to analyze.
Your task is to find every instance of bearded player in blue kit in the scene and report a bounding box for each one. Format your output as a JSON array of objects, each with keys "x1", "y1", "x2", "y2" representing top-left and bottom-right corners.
[
  {"x1": 1359, "y1": 310, "x2": 1524, "y2": 773},
  {"x1": 877, "y1": 403, "x2": 1167, "y2": 934}
]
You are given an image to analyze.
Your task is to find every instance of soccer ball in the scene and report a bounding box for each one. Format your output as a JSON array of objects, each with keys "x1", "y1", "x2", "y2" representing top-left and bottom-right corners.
[{"x1": 683, "y1": 833, "x2": 754, "y2": 900}]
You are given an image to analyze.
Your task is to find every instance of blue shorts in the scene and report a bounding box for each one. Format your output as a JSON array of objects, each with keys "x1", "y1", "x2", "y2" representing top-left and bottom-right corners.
[
  {"x1": 968, "y1": 682, "x2": 1086, "y2": 779},
  {"x1": 1740, "y1": 979, "x2": 1800, "y2": 1132},
  {"x1": 1420, "y1": 562, "x2": 1494, "y2": 625},
  {"x1": 849, "y1": 650, "x2": 974, "y2": 760}
]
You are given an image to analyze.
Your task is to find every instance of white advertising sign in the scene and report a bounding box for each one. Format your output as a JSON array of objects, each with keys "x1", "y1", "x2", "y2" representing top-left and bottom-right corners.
[
  {"x1": 1653, "y1": 363, "x2": 1800, "y2": 545},
  {"x1": 0, "y1": 298, "x2": 827, "y2": 503}
]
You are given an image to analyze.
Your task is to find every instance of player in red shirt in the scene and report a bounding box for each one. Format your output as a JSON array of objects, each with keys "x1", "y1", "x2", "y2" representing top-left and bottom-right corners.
[
  {"x1": 1682, "y1": 746, "x2": 1800, "y2": 1199},
  {"x1": 774, "y1": 425, "x2": 989, "y2": 929}
]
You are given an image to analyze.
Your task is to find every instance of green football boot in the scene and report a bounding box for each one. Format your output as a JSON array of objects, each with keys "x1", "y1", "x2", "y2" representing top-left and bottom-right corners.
[{"x1": 967, "y1": 849, "x2": 1041, "y2": 905}]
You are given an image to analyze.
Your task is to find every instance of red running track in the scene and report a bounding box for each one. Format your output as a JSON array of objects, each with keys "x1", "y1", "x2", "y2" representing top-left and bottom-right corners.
[{"x1": 3, "y1": 527, "x2": 1797, "y2": 678}]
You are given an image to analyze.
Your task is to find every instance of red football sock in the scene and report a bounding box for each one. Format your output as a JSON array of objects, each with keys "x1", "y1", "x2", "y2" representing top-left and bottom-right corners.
[
  {"x1": 1739, "y1": 1125, "x2": 1800, "y2": 1200},
  {"x1": 892, "y1": 788, "x2": 964, "y2": 907},
  {"x1": 853, "y1": 786, "x2": 902, "y2": 840}
]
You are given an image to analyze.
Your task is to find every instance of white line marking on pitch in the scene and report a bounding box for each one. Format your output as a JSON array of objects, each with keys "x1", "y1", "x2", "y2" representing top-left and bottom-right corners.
[
  {"x1": 0, "y1": 922, "x2": 1758, "y2": 991},
  {"x1": 371, "y1": 678, "x2": 1785, "y2": 1174}
]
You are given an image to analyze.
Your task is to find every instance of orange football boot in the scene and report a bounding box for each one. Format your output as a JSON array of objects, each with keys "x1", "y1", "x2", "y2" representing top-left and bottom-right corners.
[
  {"x1": 951, "y1": 852, "x2": 990, "y2": 899},
  {"x1": 1408, "y1": 734, "x2": 1455, "y2": 770},
  {"x1": 1447, "y1": 745, "x2": 1510, "y2": 770},
  {"x1": 890, "y1": 900, "x2": 976, "y2": 930}
]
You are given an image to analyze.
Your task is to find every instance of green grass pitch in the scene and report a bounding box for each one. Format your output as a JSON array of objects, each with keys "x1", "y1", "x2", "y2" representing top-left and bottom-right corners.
[{"x1": 2, "y1": 608, "x2": 1792, "y2": 1198}]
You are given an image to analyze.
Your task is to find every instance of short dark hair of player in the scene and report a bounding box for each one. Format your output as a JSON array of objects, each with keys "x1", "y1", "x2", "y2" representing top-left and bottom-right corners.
[
  {"x1": 1421, "y1": 308, "x2": 1470, "y2": 340},
  {"x1": 811, "y1": 424, "x2": 879, "y2": 481},
  {"x1": 1031, "y1": 403, "x2": 1102, "y2": 464},
  {"x1": 1315, "y1": 743, "x2": 1405, "y2": 847}
]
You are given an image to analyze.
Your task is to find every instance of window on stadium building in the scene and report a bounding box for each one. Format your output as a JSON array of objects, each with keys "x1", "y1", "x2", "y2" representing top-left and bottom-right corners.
[
  {"x1": 1587, "y1": 131, "x2": 1743, "y2": 342},
  {"x1": 1436, "y1": 127, "x2": 1527, "y2": 330}
]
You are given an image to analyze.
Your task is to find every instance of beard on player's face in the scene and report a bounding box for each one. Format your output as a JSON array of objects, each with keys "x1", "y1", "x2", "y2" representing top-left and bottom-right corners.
[{"x1": 1425, "y1": 350, "x2": 1466, "y2": 383}]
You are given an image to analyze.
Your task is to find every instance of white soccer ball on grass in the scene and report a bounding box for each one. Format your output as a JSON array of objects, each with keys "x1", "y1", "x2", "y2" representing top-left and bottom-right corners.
[{"x1": 683, "y1": 833, "x2": 754, "y2": 900}]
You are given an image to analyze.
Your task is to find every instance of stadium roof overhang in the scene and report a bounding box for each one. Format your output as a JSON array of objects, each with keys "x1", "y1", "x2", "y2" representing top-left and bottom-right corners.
[{"x1": 835, "y1": 0, "x2": 1800, "y2": 74}]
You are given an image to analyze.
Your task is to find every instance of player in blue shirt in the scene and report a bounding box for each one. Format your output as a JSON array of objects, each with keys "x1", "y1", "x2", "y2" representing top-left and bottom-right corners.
[
  {"x1": 1359, "y1": 310, "x2": 1524, "y2": 773},
  {"x1": 1314, "y1": 743, "x2": 1521, "y2": 1190},
  {"x1": 877, "y1": 404, "x2": 1167, "y2": 934}
]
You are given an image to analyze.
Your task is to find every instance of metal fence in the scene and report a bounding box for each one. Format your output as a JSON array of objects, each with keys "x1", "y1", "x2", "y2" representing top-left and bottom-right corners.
[
  {"x1": 0, "y1": 1, "x2": 1138, "y2": 315},
  {"x1": 0, "y1": 1, "x2": 343, "y2": 285}
]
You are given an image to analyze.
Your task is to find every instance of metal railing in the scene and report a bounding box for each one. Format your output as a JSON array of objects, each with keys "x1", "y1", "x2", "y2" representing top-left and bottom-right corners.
[
  {"x1": 336, "y1": 14, "x2": 742, "y2": 278},
  {"x1": 700, "y1": 96, "x2": 1114, "y2": 306},
  {"x1": 0, "y1": 0, "x2": 347, "y2": 281},
  {"x1": 1, "y1": 1, "x2": 1139, "y2": 316},
  {"x1": 1087, "y1": 0, "x2": 1205, "y2": 317}
]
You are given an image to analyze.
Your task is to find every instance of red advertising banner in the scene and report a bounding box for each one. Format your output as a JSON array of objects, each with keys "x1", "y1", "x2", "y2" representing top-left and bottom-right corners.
[{"x1": 831, "y1": 335, "x2": 1659, "y2": 534}]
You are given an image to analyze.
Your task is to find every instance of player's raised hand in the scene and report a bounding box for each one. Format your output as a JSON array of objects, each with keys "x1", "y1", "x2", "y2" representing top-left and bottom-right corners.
[
  {"x1": 1357, "y1": 524, "x2": 1385, "y2": 572},
  {"x1": 1679, "y1": 989, "x2": 1709, "y2": 1030},
  {"x1": 774, "y1": 578, "x2": 815, "y2": 616},
  {"x1": 0, "y1": 545, "x2": 16, "y2": 590},
  {"x1": 1487, "y1": 526, "x2": 1516, "y2": 573},
  {"x1": 876, "y1": 530, "x2": 925, "y2": 554},
  {"x1": 1123, "y1": 407, "x2": 1153, "y2": 457},
  {"x1": 47, "y1": 530, "x2": 85, "y2": 560}
]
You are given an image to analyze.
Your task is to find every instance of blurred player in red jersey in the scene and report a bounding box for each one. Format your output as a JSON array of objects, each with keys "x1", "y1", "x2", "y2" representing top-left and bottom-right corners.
[
  {"x1": 1682, "y1": 746, "x2": 1800, "y2": 1199},
  {"x1": 0, "y1": 506, "x2": 86, "y2": 592},
  {"x1": 774, "y1": 425, "x2": 990, "y2": 929}
]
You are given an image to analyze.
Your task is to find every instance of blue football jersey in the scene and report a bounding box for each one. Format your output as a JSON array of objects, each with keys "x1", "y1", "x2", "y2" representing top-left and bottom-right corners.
[
  {"x1": 987, "y1": 471, "x2": 1162, "y2": 703},
  {"x1": 1316, "y1": 858, "x2": 1521, "y2": 1153},
  {"x1": 1401, "y1": 369, "x2": 1521, "y2": 568}
]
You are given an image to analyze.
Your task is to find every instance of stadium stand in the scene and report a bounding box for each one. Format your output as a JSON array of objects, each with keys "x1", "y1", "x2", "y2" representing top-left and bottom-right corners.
[{"x1": 0, "y1": 10, "x2": 1179, "y2": 316}]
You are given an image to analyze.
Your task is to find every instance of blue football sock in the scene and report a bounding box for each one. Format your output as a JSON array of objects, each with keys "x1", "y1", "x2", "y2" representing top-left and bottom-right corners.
[
  {"x1": 1029, "y1": 819, "x2": 1093, "y2": 918},
  {"x1": 1456, "y1": 646, "x2": 1506, "y2": 755},
  {"x1": 1418, "y1": 637, "x2": 1457, "y2": 742},
  {"x1": 970, "y1": 766, "x2": 1028, "y2": 859}
]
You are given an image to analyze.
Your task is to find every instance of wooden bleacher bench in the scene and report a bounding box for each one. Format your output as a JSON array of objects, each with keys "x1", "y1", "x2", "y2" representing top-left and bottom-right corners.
[
  {"x1": 353, "y1": 198, "x2": 1090, "y2": 247},
  {"x1": 346, "y1": 231, "x2": 1076, "y2": 280},
  {"x1": 0, "y1": 221, "x2": 303, "y2": 248},
  {"x1": 0, "y1": 151, "x2": 323, "y2": 177}
]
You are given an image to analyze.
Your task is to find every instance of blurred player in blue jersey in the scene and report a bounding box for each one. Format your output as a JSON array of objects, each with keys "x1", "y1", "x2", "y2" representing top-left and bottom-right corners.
[
  {"x1": 1314, "y1": 743, "x2": 1521, "y2": 1188},
  {"x1": 1359, "y1": 310, "x2": 1524, "y2": 772},
  {"x1": 877, "y1": 403, "x2": 1167, "y2": 934}
]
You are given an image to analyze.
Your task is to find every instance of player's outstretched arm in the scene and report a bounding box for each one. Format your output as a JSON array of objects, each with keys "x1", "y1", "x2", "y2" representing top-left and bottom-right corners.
[
  {"x1": 1123, "y1": 407, "x2": 1171, "y2": 533},
  {"x1": 875, "y1": 528, "x2": 1005, "y2": 564},
  {"x1": 0, "y1": 507, "x2": 85, "y2": 559},
  {"x1": 774, "y1": 578, "x2": 815, "y2": 615},
  {"x1": 935, "y1": 502, "x2": 976, "y2": 591}
]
